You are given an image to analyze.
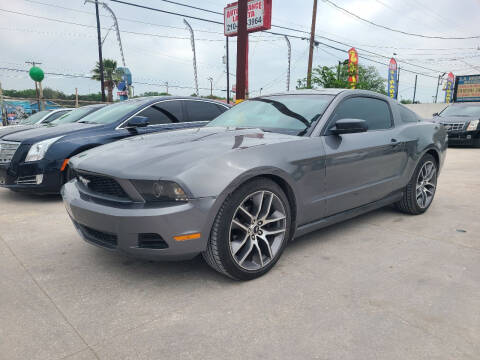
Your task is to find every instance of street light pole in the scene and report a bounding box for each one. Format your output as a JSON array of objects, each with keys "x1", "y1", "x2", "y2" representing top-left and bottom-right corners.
[
  {"x1": 435, "y1": 73, "x2": 446, "y2": 103},
  {"x1": 208, "y1": 77, "x2": 213, "y2": 97}
]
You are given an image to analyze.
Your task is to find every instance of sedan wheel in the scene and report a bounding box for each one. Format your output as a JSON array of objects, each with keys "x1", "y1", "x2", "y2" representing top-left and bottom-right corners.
[{"x1": 203, "y1": 178, "x2": 291, "y2": 280}]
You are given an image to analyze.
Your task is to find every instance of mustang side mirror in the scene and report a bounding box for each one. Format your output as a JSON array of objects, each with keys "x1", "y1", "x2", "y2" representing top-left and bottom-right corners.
[
  {"x1": 125, "y1": 116, "x2": 149, "y2": 129},
  {"x1": 331, "y1": 118, "x2": 368, "y2": 135}
]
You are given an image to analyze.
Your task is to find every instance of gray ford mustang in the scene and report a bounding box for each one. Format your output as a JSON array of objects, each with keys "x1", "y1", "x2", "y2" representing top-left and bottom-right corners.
[{"x1": 62, "y1": 89, "x2": 447, "y2": 280}]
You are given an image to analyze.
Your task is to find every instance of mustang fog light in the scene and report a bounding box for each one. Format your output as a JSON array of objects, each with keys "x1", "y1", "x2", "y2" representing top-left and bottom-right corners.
[
  {"x1": 133, "y1": 180, "x2": 188, "y2": 202},
  {"x1": 467, "y1": 120, "x2": 479, "y2": 131}
]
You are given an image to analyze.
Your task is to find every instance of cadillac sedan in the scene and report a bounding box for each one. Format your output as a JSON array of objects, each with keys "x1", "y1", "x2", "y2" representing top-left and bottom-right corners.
[{"x1": 63, "y1": 89, "x2": 447, "y2": 280}]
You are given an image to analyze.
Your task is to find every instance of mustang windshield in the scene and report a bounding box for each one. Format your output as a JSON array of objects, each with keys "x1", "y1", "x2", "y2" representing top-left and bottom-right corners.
[
  {"x1": 439, "y1": 104, "x2": 480, "y2": 117},
  {"x1": 207, "y1": 95, "x2": 333, "y2": 135}
]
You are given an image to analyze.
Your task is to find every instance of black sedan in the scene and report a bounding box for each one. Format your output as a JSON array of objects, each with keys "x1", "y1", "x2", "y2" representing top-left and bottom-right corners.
[
  {"x1": 432, "y1": 102, "x2": 480, "y2": 147},
  {"x1": 0, "y1": 97, "x2": 230, "y2": 193}
]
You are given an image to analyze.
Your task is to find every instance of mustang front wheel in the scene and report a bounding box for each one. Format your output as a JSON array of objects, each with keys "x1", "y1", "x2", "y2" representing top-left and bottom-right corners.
[{"x1": 203, "y1": 178, "x2": 292, "y2": 280}]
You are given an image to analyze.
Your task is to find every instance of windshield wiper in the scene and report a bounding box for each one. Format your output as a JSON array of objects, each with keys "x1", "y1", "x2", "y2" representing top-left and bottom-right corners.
[{"x1": 253, "y1": 98, "x2": 311, "y2": 128}]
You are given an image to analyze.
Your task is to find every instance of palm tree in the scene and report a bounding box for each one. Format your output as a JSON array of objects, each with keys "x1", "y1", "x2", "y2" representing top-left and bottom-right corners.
[{"x1": 91, "y1": 59, "x2": 123, "y2": 102}]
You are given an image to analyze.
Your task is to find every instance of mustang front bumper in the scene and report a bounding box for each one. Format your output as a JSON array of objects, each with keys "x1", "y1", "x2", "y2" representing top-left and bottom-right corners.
[{"x1": 62, "y1": 180, "x2": 216, "y2": 261}]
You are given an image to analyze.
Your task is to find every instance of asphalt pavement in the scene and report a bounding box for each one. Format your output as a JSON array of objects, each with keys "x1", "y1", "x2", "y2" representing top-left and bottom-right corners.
[{"x1": 0, "y1": 148, "x2": 479, "y2": 360}]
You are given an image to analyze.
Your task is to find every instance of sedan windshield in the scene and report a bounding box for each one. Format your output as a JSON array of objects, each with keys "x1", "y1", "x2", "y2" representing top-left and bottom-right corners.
[
  {"x1": 439, "y1": 104, "x2": 480, "y2": 117},
  {"x1": 206, "y1": 95, "x2": 333, "y2": 135},
  {"x1": 75, "y1": 100, "x2": 145, "y2": 125},
  {"x1": 19, "y1": 110, "x2": 51, "y2": 125},
  {"x1": 50, "y1": 106, "x2": 101, "y2": 125}
]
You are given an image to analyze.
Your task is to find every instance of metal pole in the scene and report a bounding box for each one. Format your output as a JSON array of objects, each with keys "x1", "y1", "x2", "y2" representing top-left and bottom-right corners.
[
  {"x1": 34, "y1": 81, "x2": 40, "y2": 112},
  {"x1": 95, "y1": 0, "x2": 106, "y2": 102},
  {"x1": 184, "y1": 19, "x2": 199, "y2": 96},
  {"x1": 38, "y1": 81, "x2": 45, "y2": 111},
  {"x1": 413, "y1": 75, "x2": 417, "y2": 104},
  {"x1": 0, "y1": 80, "x2": 6, "y2": 126},
  {"x1": 396, "y1": 67, "x2": 400, "y2": 100},
  {"x1": 208, "y1": 77, "x2": 213, "y2": 96},
  {"x1": 307, "y1": 0, "x2": 318, "y2": 88},
  {"x1": 226, "y1": 36, "x2": 230, "y2": 104},
  {"x1": 236, "y1": 0, "x2": 248, "y2": 101},
  {"x1": 75, "y1": 88, "x2": 79, "y2": 108},
  {"x1": 285, "y1": 36, "x2": 291, "y2": 92}
]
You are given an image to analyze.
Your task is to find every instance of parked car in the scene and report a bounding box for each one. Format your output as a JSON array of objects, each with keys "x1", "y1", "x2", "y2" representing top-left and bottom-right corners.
[
  {"x1": 62, "y1": 89, "x2": 447, "y2": 280},
  {"x1": 0, "y1": 97, "x2": 230, "y2": 193},
  {"x1": 0, "y1": 104, "x2": 104, "y2": 140},
  {"x1": 432, "y1": 102, "x2": 480, "y2": 147},
  {"x1": 19, "y1": 108, "x2": 73, "y2": 125}
]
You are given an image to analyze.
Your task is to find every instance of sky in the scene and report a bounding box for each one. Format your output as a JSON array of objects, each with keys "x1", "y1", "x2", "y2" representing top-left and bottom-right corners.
[{"x1": 0, "y1": 0, "x2": 479, "y2": 103}]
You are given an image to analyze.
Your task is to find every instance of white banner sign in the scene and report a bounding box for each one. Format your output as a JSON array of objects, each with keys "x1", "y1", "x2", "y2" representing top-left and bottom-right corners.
[{"x1": 224, "y1": 0, "x2": 267, "y2": 36}]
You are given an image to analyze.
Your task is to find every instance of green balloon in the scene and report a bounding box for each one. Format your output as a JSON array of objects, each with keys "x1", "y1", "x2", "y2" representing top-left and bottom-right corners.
[{"x1": 29, "y1": 66, "x2": 44, "y2": 82}]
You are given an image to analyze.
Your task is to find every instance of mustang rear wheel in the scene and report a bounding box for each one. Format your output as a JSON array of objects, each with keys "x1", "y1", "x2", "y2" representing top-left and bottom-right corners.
[
  {"x1": 203, "y1": 178, "x2": 292, "y2": 280},
  {"x1": 395, "y1": 153, "x2": 437, "y2": 215}
]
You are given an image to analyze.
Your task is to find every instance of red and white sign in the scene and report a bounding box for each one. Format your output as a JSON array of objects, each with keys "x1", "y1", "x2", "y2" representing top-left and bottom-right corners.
[{"x1": 224, "y1": 0, "x2": 272, "y2": 37}]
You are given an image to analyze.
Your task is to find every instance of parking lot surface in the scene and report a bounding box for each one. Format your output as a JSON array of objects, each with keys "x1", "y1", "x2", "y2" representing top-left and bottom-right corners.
[{"x1": 1, "y1": 148, "x2": 479, "y2": 360}]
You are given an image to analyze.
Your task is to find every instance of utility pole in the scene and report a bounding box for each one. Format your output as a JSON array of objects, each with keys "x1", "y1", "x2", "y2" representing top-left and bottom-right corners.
[
  {"x1": 0, "y1": 80, "x2": 6, "y2": 126},
  {"x1": 236, "y1": 0, "x2": 248, "y2": 101},
  {"x1": 307, "y1": 0, "x2": 318, "y2": 88},
  {"x1": 184, "y1": 19, "x2": 199, "y2": 96},
  {"x1": 226, "y1": 37, "x2": 230, "y2": 104},
  {"x1": 75, "y1": 88, "x2": 79, "y2": 108},
  {"x1": 285, "y1": 36, "x2": 291, "y2": 92},
  {"x1": 208, "y1": 77, "x2": 213, "y2": 96},
  {"x1": 94, "y1": 0, "x2": 106, "y2": 102},
  {"x1": 435, "y1": 73, "x2": 446, "y2": 103},
  {"x1": 25, "y1": 61, "x2": 44, "y2": 111},
  {"x1": 412, "y1": 75, "x2": 417, "y2": 104}
]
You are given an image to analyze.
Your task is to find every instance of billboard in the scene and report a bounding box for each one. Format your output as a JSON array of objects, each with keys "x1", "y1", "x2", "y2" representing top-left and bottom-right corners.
[
  {"x1": 444, "y1": 72, "x2": 454, "y2": 103},
  {"x1": 454, "y1": 75, "x2": 480, "y2": 102},
  {"x1": 388, "y1": 58, "x2": 398, "y2": 99},
  {"x1": 224, "y1": 0, "x2": 272, "y2": 36},
  {"x1": 347, "y1": 48, "x2": 358, "y2": 89}
]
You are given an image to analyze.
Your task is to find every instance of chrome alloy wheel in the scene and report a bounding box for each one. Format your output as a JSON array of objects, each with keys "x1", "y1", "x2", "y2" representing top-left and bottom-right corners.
[
  {"x1": 416, "y1": 161, "x2": 437, "y2": 209},
  {"x1": 229, "y1": 190, "x2": 287, "y2": 271}
]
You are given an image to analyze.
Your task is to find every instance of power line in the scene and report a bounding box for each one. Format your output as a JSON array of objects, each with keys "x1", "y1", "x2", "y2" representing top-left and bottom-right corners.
[{"x1": 322, "y1": 0, "x2": 480, "y2": 40}]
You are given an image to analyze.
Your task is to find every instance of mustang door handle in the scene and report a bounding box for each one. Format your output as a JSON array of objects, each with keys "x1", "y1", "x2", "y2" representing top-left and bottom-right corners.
[{"x1": 390, "y1": 139, "x2": 402, "y2": 148}]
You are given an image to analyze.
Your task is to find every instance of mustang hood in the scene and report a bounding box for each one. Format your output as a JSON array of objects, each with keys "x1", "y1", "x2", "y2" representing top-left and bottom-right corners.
[
  {"x1": 71, "y1": 126, "x2": 303, "y2": 179},
  {"x1": 2, "y1": 123, "x2": 102, "y2": 144}
]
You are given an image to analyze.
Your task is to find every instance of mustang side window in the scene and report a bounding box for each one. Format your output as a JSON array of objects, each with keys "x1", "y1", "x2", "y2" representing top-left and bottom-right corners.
[{"x1": 331, "y1": 97, "x2": 393, "y2": 131}]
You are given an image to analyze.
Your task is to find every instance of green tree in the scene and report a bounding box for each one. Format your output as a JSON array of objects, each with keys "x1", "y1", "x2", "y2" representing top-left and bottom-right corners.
[
  {"x1": 91, "y1": 59, "x2": 123, "y2": 102},
  {"x1": 297, "y1": 63, "x2": 387, "y2": 95}
]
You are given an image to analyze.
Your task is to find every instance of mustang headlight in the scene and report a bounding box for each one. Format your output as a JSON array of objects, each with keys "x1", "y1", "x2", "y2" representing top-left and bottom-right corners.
[
  {"x1": 467, "y1": 119, "x2": 479, "y2": 131},
  {"x1": 133, "y1": 180, "x2": 188, "y2": 202},
  {"x1": 25, "y1": 136, "x2": 62, "y2": 162}
]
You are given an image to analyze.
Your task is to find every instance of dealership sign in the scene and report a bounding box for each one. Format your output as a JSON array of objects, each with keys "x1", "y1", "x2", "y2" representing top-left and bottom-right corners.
[
  {"x1": 454, "y1": 74, "x2": 480, "y2": 102},
  {"x1": 388, "y1": 58, "x2": 398, "y2": 99},
  {"x1": 224, "y1": 0, "x2": 272, "y2": 36},
  {"x1": 347, "y1": 48, "x2": 358, "y2": 89}
]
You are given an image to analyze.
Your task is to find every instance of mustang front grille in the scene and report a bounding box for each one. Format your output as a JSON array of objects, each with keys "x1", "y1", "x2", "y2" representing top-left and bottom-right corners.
[
  {"x1": 440, "y1": 122, "x2": 465, "y2": 132},
  {"x1": 74, "y1": 170, "x2": 129, "y2": 199},
  {"x1": 0, "y1": 141, "x2": 20, "y2": 163}
]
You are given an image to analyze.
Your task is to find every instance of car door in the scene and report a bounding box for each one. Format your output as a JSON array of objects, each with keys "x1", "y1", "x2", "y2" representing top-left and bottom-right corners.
[{"x1": 322, "y1": 95, "x2": 406, "y2": 216}]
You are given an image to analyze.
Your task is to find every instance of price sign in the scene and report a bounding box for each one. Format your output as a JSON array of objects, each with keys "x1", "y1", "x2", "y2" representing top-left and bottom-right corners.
[{"x1": 224, "y1": 0, "x2": 272, "y2": 37}]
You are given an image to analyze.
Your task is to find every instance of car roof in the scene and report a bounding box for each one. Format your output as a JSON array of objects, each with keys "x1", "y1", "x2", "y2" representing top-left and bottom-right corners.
[
  {"x1": 259, "y1": 88, "x2": 390, "y2": 99},
  {"x1": 119, "y1": 96, "x2": 230, "y2": 106}
]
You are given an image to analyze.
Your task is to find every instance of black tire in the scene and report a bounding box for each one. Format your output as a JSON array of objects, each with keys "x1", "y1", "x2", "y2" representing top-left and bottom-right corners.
[
  {"x1": 202, "y1": 178, "x2": 292, "y2": 280},
  {"x1": 395, "y1": 153, "x2": 437, "y2": 215}
]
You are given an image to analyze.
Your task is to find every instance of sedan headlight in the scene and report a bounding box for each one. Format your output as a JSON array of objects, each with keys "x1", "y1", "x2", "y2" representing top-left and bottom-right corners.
[
  {"x1": 25, "y1": 136, "x2": 62, "y2": 162},
  {"x1": 132, "y1": 180, "x2": 188, "y2": 202},
  {"x1": 467, "y1": 120, "x2": 479, "y2": 131}
]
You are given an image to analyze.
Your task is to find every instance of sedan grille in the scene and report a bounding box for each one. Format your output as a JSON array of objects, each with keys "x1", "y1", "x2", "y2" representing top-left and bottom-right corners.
[
  {"x1": 0, "y1": 141, "x2": 20, "y2": 163},
  {"x1": 440, "y1": 122, "x2": 466, "y2": 132},
  {"x1": 74, "y1": 170, "x2": 128, "y2": 199}
]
